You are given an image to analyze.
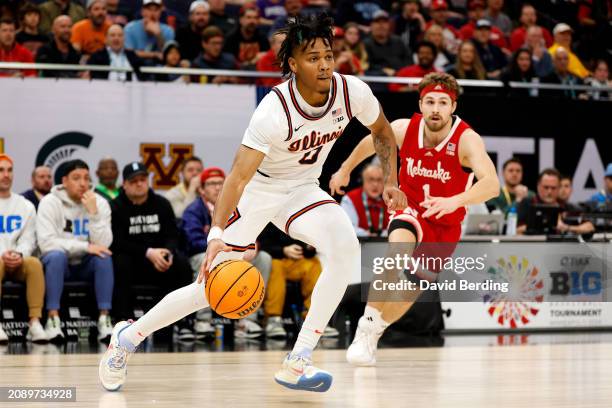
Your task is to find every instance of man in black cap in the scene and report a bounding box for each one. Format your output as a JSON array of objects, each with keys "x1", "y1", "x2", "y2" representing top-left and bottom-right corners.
[
  {"x1": 471, "y1": 19, "x2": 507, "y2": 79},
  {"x1": 363, "y1": 10, "x2": 412, "y2": 78},
  {"x1": 110, "y1": 162, "x2": 194, "y2": 340}
]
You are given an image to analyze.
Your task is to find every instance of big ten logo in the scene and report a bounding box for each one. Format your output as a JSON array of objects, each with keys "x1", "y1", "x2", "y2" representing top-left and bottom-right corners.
[
  {"x1": 550, "y1": 271, "x2": 602, "y2": 296},
  {"x1": 66, "y1": 218, "x2": 89, "y2": 237},
  {"x1": 140, "y1": 143, "x2": 194, "y2": 190},
  {"x1": 0, "y1": 215, "x2": 22, "y2": 233}
]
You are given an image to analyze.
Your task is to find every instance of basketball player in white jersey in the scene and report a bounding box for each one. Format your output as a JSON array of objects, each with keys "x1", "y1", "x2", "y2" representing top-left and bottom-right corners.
[{"x1": 99, "y1": 14, "x2": 406, "y2": 393}]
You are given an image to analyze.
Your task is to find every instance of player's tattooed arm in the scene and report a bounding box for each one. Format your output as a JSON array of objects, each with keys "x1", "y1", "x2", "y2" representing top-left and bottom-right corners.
[{"x1": 367, "y1": 107, "x2": 398, "y2": 186}]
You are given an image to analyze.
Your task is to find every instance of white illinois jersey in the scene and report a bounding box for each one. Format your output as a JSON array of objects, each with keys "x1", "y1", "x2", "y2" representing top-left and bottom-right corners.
[{"x1": 242, "y1": 72, "x2": 380, "y2": 181}]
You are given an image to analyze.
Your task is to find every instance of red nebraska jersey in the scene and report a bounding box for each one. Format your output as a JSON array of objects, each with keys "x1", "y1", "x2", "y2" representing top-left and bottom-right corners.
[{"x1": 398, "y1": 113, "x2": 474, "y2": 226}]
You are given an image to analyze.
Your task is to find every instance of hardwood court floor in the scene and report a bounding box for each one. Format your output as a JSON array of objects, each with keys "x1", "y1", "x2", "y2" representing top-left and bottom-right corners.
[{"x1": 1, "y1": 343, "x2": 612, "y2": 408}]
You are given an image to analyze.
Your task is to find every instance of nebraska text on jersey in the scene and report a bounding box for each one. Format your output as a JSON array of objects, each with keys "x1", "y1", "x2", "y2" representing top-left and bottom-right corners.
[{"x1": 406, "y1": 157, "x2": 451, "y2": 183}]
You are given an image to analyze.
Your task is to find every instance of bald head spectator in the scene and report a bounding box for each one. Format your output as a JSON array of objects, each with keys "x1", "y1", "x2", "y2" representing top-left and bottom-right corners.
[
  {"x1": 124, "y1": 0, "x2": 175, "y2": 64},
  {"x1": 176, "y1": 0, "x2": 211, "y2": 62},
  {"x1": 0, "y1": 18, "x2": 36, "y2": 78},
  {"x1": 224, "y1": 4, "x2": 269, "y2": 69},
  {"x1": 38, "y1": 0, "x2": 86, "y2": 35},
  {"x1": 525, "y1": 25, "x2": 553, "y2": 77},
  {"x1": 16, "y1": 3, "x2": 49, "y2": 57},
  {"x1": 542, "y1": 46, "x2": 586, "y2": 99},
  {"x1": 192, "y1": 25, "x2": 239, "y2": 84},
  {"x1": 364, "y1": 10, "x2": 411, "y2": 78},
  {"x1": 509, "y1": 4, "x2": 553, "y2": 52},
  {"x1": 22, "y1": 166, "x2": 53, "y2": 210},
  {"x1": 471, "y1": 19, "x2": 507, "y2": 79},
  {"x1": 425, "y1": 0, "x2": 460, "y2": 54},
  {"x1": 87, "y1": 24, "x2": 144, "y2": 81},
  {"x1": 36, "y1": 15, "x2": 81, "y2": 78},
  {"x1": 165, "y1": 156, "x2": 203, "y2": 218},
  {"x1": 548, "y1": 23, "x2": 589, "y2": 79},
  {"x1": 256, "y1": 30, "x2": 284, "y2": 87},
  {"x1": 94, "y1": 158, "x2": 119, "y2": 203},
  {"x1": 71, "y1": 0, "x2": 111, "y2": 56},
  {"x1": 208, "y1": 0, "x2": 237, "y2": 35},
  {"x1": 459, "y1": 0, "x2": 507, "y2": 50},
  {"x1": 484, "y1": 0, "x2": 512, "y2": 37},
  {"x1": 390, "y1": 41, "x2": 438, "y2": 92}
]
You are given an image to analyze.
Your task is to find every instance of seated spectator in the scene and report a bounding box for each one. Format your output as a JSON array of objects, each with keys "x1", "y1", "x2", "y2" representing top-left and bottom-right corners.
[
  {"x1": 589, "y1": 163, "x2": 612, "y2": 205},
  {"x1": 270, "y1": 0, "x2": 303, "y2": 35},
  {"x1": 15, "y1": 3, "x2": 49, "y2": 57},
  {"x1": 446, "y1": 41, "x2": 486, "y2": 79},
  {"x1": 394, "y1": 0, "x2": 426, "y2": 52},
  {"x1": 335, "y1": 0, "x2": 384, "y2": 29},
  {"x1": 501, "y1": 48, "x2": 540, "y2": 97},
  {"x1": 255, "y1": 30, "x2": 284, "y2": 87},
  {"x1": 209, "y1": 0, "x2": 237, "y2": 35},
  {"x1": 557, "y1": 175, "x2": 595, "y2": 235},
  {"x1": 155, "y1": 40, "x2": 191, "y2": 82},
  {"x1": 87, "y1": 24, "x2": 144, "y2": 81},
  {"x1": 548, "y1": 23, "x2": 589, "y2": 79},
  {"x1": 425, "y1": 0, "x2": 460, "y2": 55},
  {"x1": 516, "y1": 168, "x2": 560, "y2": 235},
  {"x1": 94, "y1": 158, "x2": 119, "y2": 203},
  {"x1": 484, "y1": 0, "x2": 512, "y2": 38},
  {"x1": 258, "y1": 224, "x2": 338, "y2": 339},
  {"x1": 22, "y1": 166, "x2": 53, "y2": 210},
  {"x1": 165, "y1": 156, "x2": 203, "y2": 218},
  {"x1": 343, "y1": 22, "x2": 368, "y2": 72},
  {"x1": 176, "y1": 0, "x2": 210, "y2": 62},
  {"x1": 340, "y1": 164, "x2": 389, "y2": 237},
  {"x1": 110, "y1": 162, "x2": 193, "y2": 339},
  {"x1": 459, "y1": 0, "x2": 507, "y2": 50},
  {"x1": 525, "y1": 25, "x2": 553, "y2": 78},
  {"x1": 542, "y1": 47, "x2": 586, "y2": 100},
  {"x1": 124, "y1": 0, "x2": 175, "y2": 65},
  {"x1": 423, "y1": 24, "x2": 454, "y2": 71},
  {"x1": 105, "y1": 0, "x2": 130, "y2": 26},
  {"x1": 36, "y1": 15, "x2": 81, "y2": 78},
  {"x1": 391, "y1": 41, "x2": 438, "y2": 91},
  {"x1": 364, "y1": 10, "x2": 411, "y2": 77},
  {"x1": 471, "y1": 19, "x2": 507, "y2": 79},
  {"x1": 257, "y1": 0, "x2": 286, "y2": 26},
  {"x1": 0, "y1": 155, "x2": 47, "y2": 343},
  {"x1": 486, "y1": 157, "x2": 533, "y2": 216},
  {"x1": 223, "y1": 4, "x2": 269, "y2": 69},
  {"x1": 37, "y1": 159, "x2": 114, "y2": 342},
  {"x1": 0, "y1": 18, "x2": 36, "y2": 78},
  {"x1": 332, "y1": 26, "x2": 362, "y2": 75},
  {"x1": 192, "y1": 25, "x2": 239, "y2": 84},
  {"x1": 586, "y1": 60, "x2": 612, "y2": 101},
  {"x1": 509, "y1": 4, "x2": 553, "y2": 52},
  {"x1": 70, "y1": 0, "x2": 110, "y2": 57},
  {"x1": 39, "y1": 0, "x2": 86, "y2": 35}
]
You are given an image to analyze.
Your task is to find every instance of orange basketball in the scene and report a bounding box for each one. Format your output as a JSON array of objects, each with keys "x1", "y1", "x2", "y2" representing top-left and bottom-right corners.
[{"x1": 205, "y1": 260, "x2": 265, "y2": 319}]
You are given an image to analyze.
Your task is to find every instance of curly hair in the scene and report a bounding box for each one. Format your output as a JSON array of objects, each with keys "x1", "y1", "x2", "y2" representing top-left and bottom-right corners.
[{"x1": 418, "y1": 72, "x2": 461, "y2": 98}]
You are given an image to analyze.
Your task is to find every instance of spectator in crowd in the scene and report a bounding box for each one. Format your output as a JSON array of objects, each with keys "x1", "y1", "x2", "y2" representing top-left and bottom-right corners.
[
  {"x1": 39, "y1": 0, "x2": 86, "y2": 35},
  {"x1": 340, "y1": 164, "x2": 389, "y2": 237},
  {"x1": 124, "y1": 0, "x2": 175, "y2": 65},
  {"x1": 255, "y1": 30, "x2": 284, "y2": 87},
  {"x1": 165, "y1": 156, "x2": 203, "y2": 218},
  {"x1": 270, "y1": 0, "x2": 303, "y2": 34},
  {"x1": 459, "y1": 0, "x2": 507, "y2": 50},
  {"x1": 487, "y1": 157, "x2": 533, "y2": 215},
  {"x1": 36, "y1": 15, "x2": 81, "y2": 78},
  {"x1": 258, "y1": 0, "x2": 286, "y2": 25},
  {"x1": 484, "y1": 0, "x2": 512, "y2": 37},
  {"x1": 110, "y1": 162, "x2": 193, "y2": 339},
  {"x1": 548, "y1": 23, "x2": 589, "y2": 79},
  {"x1": 364, "y1": 10, "x2": 411, "y2": 77},
  {"x1": 37, "y1": 159, "x2": 114, "y2": 342},
  {"x1": 589, "y1": 163, "x2": 612, "y2": 205},
  {"x1": 15, "y1": 3, "x2": 49, "y2": 57},
  {"x1": 332, "y1": 26, "x2": 362, "y2": 75},
  {"x1": 516, "y1": 168, "x2": 560, "y2": 235},
  {"x1": 586, "y1": 60, "x2": 611, "y2": 101},
  {"x1": 192, "y1": 25, "x2": 239, "y2": 84},
  {"x1": 343, "y1": 22, "x2": 368, "y2": 72},
  {"x1": 0, "y1": 155, "x2": 47, "y2": 343},
  {"x1": 22, "y1": 166, "x2": 53, "y2": 210},
  {"x1": 0, "y1": 18, "x2": 36, "y2": 78},
  {"x1": 542, "y1": 46, "x2": 586, "y2": 100},
  {"x1": 259, "y1": 224, "x2": 338, "y2": 339},
  {"x1": 208, "y1": 0, "x2": 237, "y2": 35},
  {"x1": 335, "y1": 0, "x2": 384, "y2": 29},
  {"x1": 394, "y1": 0, "x2": 426, "y2": 52},
  {"x1": 390, "y1": 41, "x2": 438, "y2": 92},
  {"x1": 176, "y1": 0, "x2": 210, "y2": 62},
  {"x1": 87, "y1": 24, "x2": 144, "y2": 81},
  {"x1": 558, "y1": 175, "x2": 573, "y2": 206},
  {"x1": 426, "y1": 0, "x2": 459, "y2": 55},
  {"x1": 501, "y1": 48, "x2": 540, "y2": 97},
  {"x1": 509, "y1": 4, "x2": 553, "y2": 52},
  {"x1": 105, "y1": 0, "x2": 130, "y2": 26},
  {"x1": 94, "y1": 158, "x2": 119, "y2": 203},
  {"x1": 224, "y1": 4, "x2": 269, "y2": 69},
  {"x1": 70, "y1": 0, "x2": 110, "y2": 57},
  {"x1": 446, "y1": 40, "x2": 486, "y2": 79},
  {"x1": 156, "y1": 40, "x2": 191, "y2": 82},
  {"x1": 556, "y1": 175, "x2": 595, "y2": 235},
  {"x1": 525, "y1": 25, "x2": 553, "y2": 78},
  {"x1": 471, "y1": 19, "x2": 507, "y2": 79},
  {"x1": 424, "y1": 24, "x2": 454, "y2": 71}
]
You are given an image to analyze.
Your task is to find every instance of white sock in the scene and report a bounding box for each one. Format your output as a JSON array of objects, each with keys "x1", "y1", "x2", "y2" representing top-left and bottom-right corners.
[{"x1": 362, "y1": 305, "x2": 389, "y2": 334}]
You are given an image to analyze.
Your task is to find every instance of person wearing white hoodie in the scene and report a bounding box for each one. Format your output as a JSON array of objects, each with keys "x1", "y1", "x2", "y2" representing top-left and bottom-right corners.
[
  {"x1": 0, "y1": 154, "x2": 47, "y2": 343},
  {"x1": 36, "y1": 159, "x2": 114, "y2": 342}
]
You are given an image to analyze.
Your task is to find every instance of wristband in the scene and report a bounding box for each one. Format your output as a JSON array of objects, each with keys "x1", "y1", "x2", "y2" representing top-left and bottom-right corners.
[{"x1": 207, "y1": 226, "x2": 224, "y2": 243}]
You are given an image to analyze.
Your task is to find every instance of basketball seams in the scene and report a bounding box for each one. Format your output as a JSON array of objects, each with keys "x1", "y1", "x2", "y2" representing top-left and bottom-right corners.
[
  {"x1": 221, "y1": 270, "x2": 263, "y2": 315},
  {"x1": 206, "y1": 260, "x2": 234, "y2": 304},
  {"x1": 213, "y1": 265, "x2": 255, "y2": 311}
]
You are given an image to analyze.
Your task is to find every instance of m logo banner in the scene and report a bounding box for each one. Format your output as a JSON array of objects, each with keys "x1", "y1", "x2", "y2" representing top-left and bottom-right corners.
[{"x1": 140, "y1": 143, "x2": 194, "y2": 189}]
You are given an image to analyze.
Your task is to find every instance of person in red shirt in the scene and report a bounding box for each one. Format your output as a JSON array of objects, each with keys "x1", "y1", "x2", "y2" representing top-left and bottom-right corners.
[
  {"x1": 425, "y1": 0, "x2": 460, "y2": 54},
  {"x1": 509, "y1": 4, "x2": 553, "y2": 52},
  {"x1": 459, "y1": 0, "x2": 507, "y2": 50},
  {"x1": 390, "y1": 41, "x2": 438, "y2": 92},
  {"x1": 255, "y1": 30, "x2": 284, "y2": 87},
  {"x1": 332, "y1": 26, "x2": 362, "y2": 75},
  {"x1": 0, "y1": 18, "x2": 36, "y2": 77}
]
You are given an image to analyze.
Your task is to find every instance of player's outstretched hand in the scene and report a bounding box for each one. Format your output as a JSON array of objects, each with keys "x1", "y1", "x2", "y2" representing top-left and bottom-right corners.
[
  {"x1": 329, "y1": 169, "x2": 350, "y2": 195},
  {"x1": 198, "y1": 239, "x2": 232, "y2": 284},
  {"x1": 420, "y1": 195, "x2": 461, "y2": 219},
  {"x1": 383, "y1": 186, "x2": 407, "y2": 211}
]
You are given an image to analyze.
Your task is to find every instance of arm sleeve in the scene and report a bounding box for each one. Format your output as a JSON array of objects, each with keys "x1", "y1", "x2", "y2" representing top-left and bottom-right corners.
[
  {"x1": 343, "y1": 75, "x2": 381, "y2": 127},
  {"x1": 241, "y1": 92, "x2": 285, "y2": 155},
  {"x1": 15, "y1": 202, "x2": 37, "y2": 257},
  {"x1": 88, "y1": 197, "x2": 113, "y2": 248},
  {"x1": 36, "y1": 198, "x2": 88, "y2": 256},
  {"x1": 340, "y1": 196, "x2": 369, "y2": 237}
]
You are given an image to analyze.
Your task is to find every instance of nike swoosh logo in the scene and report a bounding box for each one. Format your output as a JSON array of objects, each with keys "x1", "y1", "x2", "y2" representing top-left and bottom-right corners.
[{"x1": 294, "y1": 124, "x2": 305, "y2": 132}]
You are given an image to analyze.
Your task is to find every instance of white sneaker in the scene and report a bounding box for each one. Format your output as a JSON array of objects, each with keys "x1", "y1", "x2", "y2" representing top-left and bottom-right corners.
[
  {"x1": 194, "y1": 320, "x2": 215, "y2": 339},
  {"x1": 235, "y1": 319, "x2": 263, "y2": 339},
  {"x1": 265, "y1": 316, "x2": 287, "y2": 339},
  {"x1": 345, "y1": 316, "x2": 384, "y2": 367},
  {"x1": 274, "y1": 353, "x2": 332, "y2": 392},
  {"x1": 99, "y1": 321, "x2": 134, "y2": 391},
  {"x1": 0, "y1": 324, "x2": 8, "y2": 343},
  {"x1": 98, "y1": 315, "x2": 113, "y2": 342},
  {"x1": 322, "y1": 325, "x2": 339, "y2": 338},
  {"x1": 44, "y1": 316, "x2": 65, "y2": 343},
  {"x1": 26, "y1": 320, "x2": 48, "y2": 343}
]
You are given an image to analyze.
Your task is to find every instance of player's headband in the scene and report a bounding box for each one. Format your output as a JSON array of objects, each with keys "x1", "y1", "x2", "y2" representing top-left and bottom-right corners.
[
  {"x1": 0, "y1": 154, "x2": 13, "y2": 165},
  {"x1": 419, "y1": 83, "x2": 457, "y2": 101}
]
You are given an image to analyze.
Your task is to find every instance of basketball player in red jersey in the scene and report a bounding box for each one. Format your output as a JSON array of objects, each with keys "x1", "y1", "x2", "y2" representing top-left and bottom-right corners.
[{"x1": 330, "y1": 72, "x2": 500, "y2": 366}]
